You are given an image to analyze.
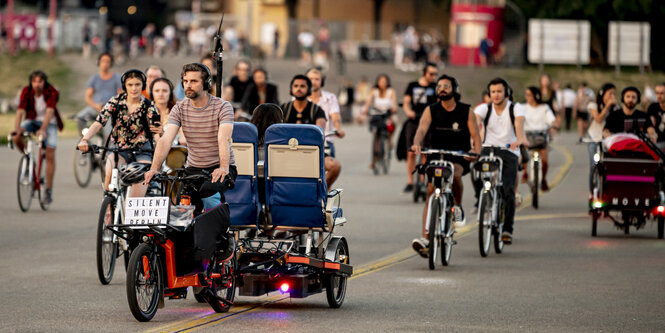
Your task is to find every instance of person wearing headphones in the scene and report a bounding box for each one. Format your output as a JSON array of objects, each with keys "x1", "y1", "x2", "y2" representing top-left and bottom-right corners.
[
  {"x1": 473, "y1": 77, "x2": 528, "y2": 245},
  {"x1": 410, "y1": 74, "x2": 481, "y2": 257},
  {"x1": 78, "y1": 69, "x2": 161, "y2": 197},
  {"x1": 241, "y1": 68, "x2": 279, "y2": 115},
  {"x1": 603, "y1": 86, "x2": 657, "y2": 142},
  {"x1": 306, "y1": 67, "x2": 345, "y2": 155},
  {"x1": 12, "y1": 70, "x2": 64, "y2": 204},
  {"x1": 142, "y1": 65, "x2": 166, "y2": 99},
  {"x1": 75, "y1": 52, "x2": 122, "y2": 137},
  {"x1": 144, "y1": 63, "x2": 237, "y2": 211},
  {"x1": 521, "y1": 86, "x2": 557, "y2": 191},
  {"x1": 281, "y1": 74, "x2": 341, "y2": 187}
]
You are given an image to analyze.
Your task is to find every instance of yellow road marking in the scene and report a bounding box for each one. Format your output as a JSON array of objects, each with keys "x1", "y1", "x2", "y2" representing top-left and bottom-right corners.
[{"x1": 148, "y1": 144, "x2": 575, "y2": 332}]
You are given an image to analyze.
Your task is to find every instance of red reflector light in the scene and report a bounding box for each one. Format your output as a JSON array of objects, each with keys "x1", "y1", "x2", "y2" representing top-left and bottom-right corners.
[
  {"x1": 657, "y1": 206, "x2": 665, "y2": 213},
  {"x1": 279, "y1": 283, "x2": 290, "y2": 293}
]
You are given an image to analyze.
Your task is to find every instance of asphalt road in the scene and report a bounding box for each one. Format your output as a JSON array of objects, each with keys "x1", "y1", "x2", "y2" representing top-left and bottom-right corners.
[{"x1": 0, "y1": 125, "x2": 664, "y2": 332}]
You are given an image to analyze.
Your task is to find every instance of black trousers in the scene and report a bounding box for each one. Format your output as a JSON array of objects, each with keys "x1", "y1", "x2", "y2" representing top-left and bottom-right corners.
[{"x1": 481, "y1": 148, "x2": 518, "y2": 234}]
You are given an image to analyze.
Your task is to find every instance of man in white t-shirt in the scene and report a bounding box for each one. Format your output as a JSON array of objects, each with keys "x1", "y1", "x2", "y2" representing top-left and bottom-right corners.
[{"x1": 474, "y1": 77, "x2": 528, "y2": 244}]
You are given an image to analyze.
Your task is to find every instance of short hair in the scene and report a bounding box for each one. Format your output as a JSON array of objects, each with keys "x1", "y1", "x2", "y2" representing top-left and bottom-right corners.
[
  {"x1": 290, "y1": 74, "x2": 311, "y2": 90},
  {"x1": 422, "y1": 62, "x2": 437, "y2": 75},
  {"x1": 145, "y1": 65, "x2": 166, "y2": 78},
  {"x1": 234, "y1": 59, "x2": 251, "y2": 71},
  {"x1": 97, "y1": 52, "x2": 114, "y2": 66},
  {"x1": 181, "y1": 63, "x2": 210, "y2": 83}
]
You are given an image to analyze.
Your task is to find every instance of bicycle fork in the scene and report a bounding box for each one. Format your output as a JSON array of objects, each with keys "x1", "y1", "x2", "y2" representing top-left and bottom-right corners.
[{"x1": 425, "y1": 189, "x2": 441, "y2": 235}]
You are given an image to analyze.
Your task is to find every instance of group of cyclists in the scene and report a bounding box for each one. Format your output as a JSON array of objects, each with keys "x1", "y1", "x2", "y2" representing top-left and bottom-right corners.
[{"x1": 10, "y1": 52, "x2": 664, "y2": 269}]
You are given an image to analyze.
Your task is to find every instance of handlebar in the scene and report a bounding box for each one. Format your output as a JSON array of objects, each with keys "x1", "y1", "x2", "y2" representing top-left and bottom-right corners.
[
  {"x1": 418, "y1": 148, "x2": 479, "y2": 158},
  {"x1": 76, "y1": 144, "x2": 153, "y2": 155},
  {"x1": 152, "y1": 170, "x2": 235, "y2": 194},
  {"x1": 324, "y1": 130, "x2": 339, "y2": 138}
]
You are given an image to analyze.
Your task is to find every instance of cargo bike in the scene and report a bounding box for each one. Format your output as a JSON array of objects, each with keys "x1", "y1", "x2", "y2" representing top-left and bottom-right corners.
[{"x1": 590, "y1": 131, "x2": 665, "y2": 239}]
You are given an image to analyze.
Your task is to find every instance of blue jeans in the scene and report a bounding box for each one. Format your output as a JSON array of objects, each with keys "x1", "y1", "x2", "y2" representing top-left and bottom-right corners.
[{"x1": 20, "y1": 120, "x2": 57, "y2": 148}]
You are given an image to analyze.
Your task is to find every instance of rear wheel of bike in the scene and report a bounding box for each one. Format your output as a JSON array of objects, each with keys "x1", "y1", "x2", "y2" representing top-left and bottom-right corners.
[
  {"x1": 38, "y1": 155, "x2": 49, "y2": 211},
  {"x1": 17, "y1": 155, "x2": 34, "y2": 212},
  {"x1": 428, "y1": 198, "x2": 440, "y2": 270},
  {"x1": 658, "y1": 217, "x2": 664, "y2": 239},
  {"x1": 531, "y1": 160, "x2": 539, "y2": 209},
  {"x1": 205, "y1": 254, "x2": 237, "y2": 313},
  {"x1": 493, "y1": 202, "x2": 505, "y2": 254},
  {"x1": 73, "y1": 149, "x2": 93, "y2": 188},
  {"x1": 97, "y1": 196, "x2": 117, "y2": 285},
  {"x1": 478, "y1": 191, "x2": 492, "y2": 257},
  {"x1": 127, "y1": 243, "x2": 162, "y2": 322},
  {"x1": 325, "y1": 238, "x2": 349, "y2": 308},
  {"x1": 441, "y1": 198, "x2": 453, "y2": 266}
]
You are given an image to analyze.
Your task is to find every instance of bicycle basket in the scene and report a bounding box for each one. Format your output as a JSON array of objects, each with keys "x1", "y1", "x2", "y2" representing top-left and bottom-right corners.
[{"x1": 474, "y1": 160, "x2": 500, "y2": 173}]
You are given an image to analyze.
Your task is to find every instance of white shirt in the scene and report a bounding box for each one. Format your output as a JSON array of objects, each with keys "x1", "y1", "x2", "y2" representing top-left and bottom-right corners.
[
  {"x1": 34, "y1": 94, "x2": 56, "y2": 125},
  {"x1": 474, "y1": 100, "x2": 525, "y2": 156},
  {"x1": 586, "y1": 101, "x2": 604, "y2": 141},
  {"x1": 298, "y1": 32, "x2": 314, "y2": 47},
  {"x1": 524, "y1": 103, "x2": 556, "y2": 131},
  {"x1": 562, "y1": 88, "x2": 576, "y2": 108},
  {"x1": 313, "y1": 90, "x2": 340, "y2": 142}
]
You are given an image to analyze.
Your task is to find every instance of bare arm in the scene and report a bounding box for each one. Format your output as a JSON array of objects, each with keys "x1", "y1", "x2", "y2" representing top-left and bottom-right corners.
[
  {"x1": 315, "y1": 117, "x2": 326, "y2": 130},
  {"x1": 468, "y1": 109, "x2": 482, "y2": 156},
  {"x1": 330, "y1": 112, "x2": 345, "y2": 138},
  {"x1": 77, "y1": 121, "x2": 105, "y2": 152},
  {"x1": 403, "y1": 95, "x2": 415, "y2": 119},
  {"x1": 14, "y1": 108, "x2": 25, "y2": 133},
  {"x1": 648, "y1": 127, "x2": 657, "y2": 143},
  {"x1": 510, "y1": 116, "x2": 529, "y2": 150},
  {"x1": 84, "y1": 87, "x2": 101, "y2": 111},
  {"x1": 213, "y1": 122, "x2": 233, "y2": 183},
  {"x1": 143, "y1": 124, "x2": 180, "y2": 183},
  {"x1": 411, "y1": 106, "x2": 432, "y2": 155}
]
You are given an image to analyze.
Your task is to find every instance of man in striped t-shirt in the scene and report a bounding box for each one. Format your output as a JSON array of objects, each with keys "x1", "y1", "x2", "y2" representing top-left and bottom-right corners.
[{"x1": 145, "y1": 63, "x2": 237, "y2": 207}]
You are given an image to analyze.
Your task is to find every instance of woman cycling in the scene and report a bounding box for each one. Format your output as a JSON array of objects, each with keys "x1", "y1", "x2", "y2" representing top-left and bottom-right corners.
[
  {"x1": 521, "y1": 86, "x2": 557, "y2": 191},
  {"x1": 362, "y1": 74, "x2": 397, "y2": 170}
]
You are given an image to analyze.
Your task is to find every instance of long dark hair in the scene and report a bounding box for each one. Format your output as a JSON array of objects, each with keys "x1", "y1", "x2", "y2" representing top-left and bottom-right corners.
[
  {"x1": 251, "y1": 103, "x2": 283, "y2": 145},
  {"x1": 150, "y1": 77, "x2": 176, "y2": 110},
  {"x1": 527, "y1": 86, "x2": 542, "y2": 104}
]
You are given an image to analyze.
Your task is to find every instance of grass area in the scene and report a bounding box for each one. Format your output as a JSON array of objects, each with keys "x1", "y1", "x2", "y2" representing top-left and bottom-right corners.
[{"x1": 0, "y1": 51, "x2": 78, "y2": 144}]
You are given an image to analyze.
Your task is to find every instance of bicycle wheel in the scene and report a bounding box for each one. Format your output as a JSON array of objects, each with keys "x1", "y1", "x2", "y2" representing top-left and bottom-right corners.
[
  {"x1": 38, "y1": 155, "x2": 50, "y2": 211},
  {"x1": 73, "y1": 149, "x2": 93, "y2": 188},
  {"x1": 325, "y1": 238, "x2": 349, "y2": 308},
  {"x1": 441, "y1": 196, "x2": 453, "y2": 266},
  {"x1": 377, "y1": 133, "x2": 386, "y2": 175},
  {"x1": 205, "y1": 253, "x2": 236, "y2": 313},
  {"x1": 97, "y1": 196, "x2": 118, "y2": 285},
  {"x1": 371, "y1": 132, "x2": 380, "y2": 175},
  {"x1": 478, "y1": 191, "x2": 492, "y2": 257},
  {"x1": 658, "y1": 217, "x2": 664, "y2": 239},
  {"x1": 493, "y1": 201, "x2": 504, "y2": 254},
  {"x1": 126, "y1": 243, "x2": 162, "y2": 322},
  {"x1": 17, "y1": 155, "x2": 34, "y2": 212},
  {"x1": 427, "y1": 198, "x2": 440, "y2": 270},
  {"x1": 382, "y1": 133, "x2": 391, "y2": 175},
  {"x1": 532, "y1": 160, "x2": 539, "y2": 209}
]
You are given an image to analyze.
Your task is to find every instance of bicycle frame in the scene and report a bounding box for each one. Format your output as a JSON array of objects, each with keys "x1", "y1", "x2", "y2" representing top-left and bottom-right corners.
[
  {"x1": 24, "y1": 134, "x2": 45, "y2": 193},
  {"x1": 424, "y1": 159, "x2": 455, "y2": 237},
  {"x1": 477, "y1": 149, "x2": 504, "y2": 224}
]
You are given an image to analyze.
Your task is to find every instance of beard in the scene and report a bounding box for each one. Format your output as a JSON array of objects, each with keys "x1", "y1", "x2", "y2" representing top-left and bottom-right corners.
[
  {"x1": 438, "y1": 93, "x2": 453, "y2": 101},
  {"x1": 294, "y1": 94, "x2": 308, "y2": 101},
  {"x1": 185, "y1": 90, "x2": 199, "y2": 99}
]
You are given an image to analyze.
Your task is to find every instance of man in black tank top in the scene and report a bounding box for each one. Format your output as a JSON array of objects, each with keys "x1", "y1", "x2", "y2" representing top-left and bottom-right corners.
[{"x1": 410, "y1": 75, "x2": 482, "y2": 256}]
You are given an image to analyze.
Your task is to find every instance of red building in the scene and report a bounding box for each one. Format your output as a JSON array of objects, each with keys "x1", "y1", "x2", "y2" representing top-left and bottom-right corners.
[{"x1": 449, "y1": 0, "x2": 505, "y2": 66}]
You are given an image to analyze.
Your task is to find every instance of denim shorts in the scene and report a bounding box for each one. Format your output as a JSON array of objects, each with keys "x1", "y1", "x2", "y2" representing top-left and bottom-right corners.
[{"x1": 20, "y1": 120, "x2": 58, "y2": 148}]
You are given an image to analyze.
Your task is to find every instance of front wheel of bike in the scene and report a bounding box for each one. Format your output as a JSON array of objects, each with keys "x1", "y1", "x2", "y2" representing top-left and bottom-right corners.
[
  {"x1": 97, "y1": 196, "x2": 118, "y2": 285},
  {"x1": 493, "y1": 202, "x2": 505, "y2": 254},
  {"x1": 38, "y1": 155, "x2": 49, "y2": 211},
  {"x1": 428, "y1": 198, "x2": 440, "y2": 270},
  {"x1": 532, "y1": 160, "x2": 539, "y2": 209},
  {"x1": 126, "y1": 243, "x2": 162, "y2": 322},
  {"x1": 73, "y1": 149, "x2": 93, "y2": 188},
  {"x1": 205, "y1": 254, "x2": 237, "y2": 313},
  {"x1": 441, "y1": 198, "x2": 453, "y2": 266},
  {"x1": 382, "y1": 134, "x2": 391, "y2": 175},
  {"x1": 478, "y1": 191, "x2": 493, "y2": 257},
  {"x1": 17, "y1": 155, "x2": 34, "y2": 212}
]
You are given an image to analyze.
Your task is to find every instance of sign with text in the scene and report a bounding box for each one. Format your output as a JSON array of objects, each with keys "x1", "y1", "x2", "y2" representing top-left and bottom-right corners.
[
  {"x1": 528, "y1": 19, "x2": 590, "y2": 65},
  {"x1": 125, "y1": 197, "x2": 170, "y2": 225}
]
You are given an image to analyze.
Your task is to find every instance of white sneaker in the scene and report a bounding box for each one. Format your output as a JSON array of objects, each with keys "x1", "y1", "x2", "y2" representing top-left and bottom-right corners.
[
  {"x1": 118, "y1": 237, "x2": 129, "y2": 251},
  {"x1": 453, "y1": 205, "x2": 466, "y2": 226},
  {"x1": 411, "y1": 238, "x2": 428, "y2": 258}
]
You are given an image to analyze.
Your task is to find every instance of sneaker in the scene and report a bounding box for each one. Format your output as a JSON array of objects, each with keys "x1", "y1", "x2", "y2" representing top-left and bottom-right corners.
[
  {"x1": 541, "y1": 179, "x2": 550, "y2": 192},
  {"x1": 411, "y1": 238, "x2": 428, "y2": 258},
  {"x1": 403, "y1": 184, "x2": 414, "y2": 193},
  {"x1": 453, "y1": 205, "x2": 466, "y2": 226},
  {"x1": 502, "y1": 231, "x2": 513, "y2": 245},
  {"x1": 44, "y1": 189, "x2": 53, "y2": 204}
]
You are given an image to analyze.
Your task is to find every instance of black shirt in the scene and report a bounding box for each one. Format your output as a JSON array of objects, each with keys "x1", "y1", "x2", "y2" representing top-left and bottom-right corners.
[
  {"x1": 241, "y1": 83, "x2": 279, "y2": 114},
  {"x1": 228, "y1": 76, "x2": 254, "y2": 103},
  {"x1": 647, "y1": 102, "x2": 665, "y2": 142},
  {"x1": 281, "y1": 101, "x2": 327, "y2": 125},
  {"x1": 428, "y1": 102, "x2": 471, "y2": 152},
  {"x1": 604, "y1": 109, "x2": 653, "y2": 135},
  {"x1": 404, "y1": 81, "x2": 436, "y2": 119}
]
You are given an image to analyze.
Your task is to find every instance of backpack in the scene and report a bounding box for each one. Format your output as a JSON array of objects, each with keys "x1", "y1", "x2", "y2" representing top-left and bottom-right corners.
[{"x1": 284, "y1": 101, "x2": 318, "y2": 124}]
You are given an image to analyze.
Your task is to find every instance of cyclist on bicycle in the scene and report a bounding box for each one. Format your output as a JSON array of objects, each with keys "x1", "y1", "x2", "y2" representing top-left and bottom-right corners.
[
  {"x1": 12, "y1": 70, "x2": 63, "y2": 204},
  {"x1": 402, "y1": 62, "x2": 438, "y2": 193},
  {"x1": 603, "y1": 86, "x2": 657, "y2": 142},
  {"x1": 306, "y1": 67, "x2": 345, "y2": 157},
  {"x1": 75, "y1": 52, "x2": 122, "y2": 137},
  {"x1": 144, "y1": 63, "x2": 237, "y2": 211},
  {"x1": 410, "y1": 74, "x2": 481, "y2": 256},
  {"x1": 78, "y1": 69, "x2": 161, "y2": 197},
  {"x1": 281, "y1": 74, "x2": 341, "y2": 187},
  {"x1": 473, "y1": 77, "x2": 529, "y2": 245},
  {"x1": 521, "y1": 86, "x2": 557, "y2": 191},
  {"x1": 363, "y1": 73, "x2": 397, "y2": 170}
]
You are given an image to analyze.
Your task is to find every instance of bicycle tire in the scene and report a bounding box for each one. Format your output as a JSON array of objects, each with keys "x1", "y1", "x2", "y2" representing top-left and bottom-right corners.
[
  {"x1": 17, "y1": 154, "x2": 34, "y2": 212},
  {"x1": 126, "y1": 243, "x2": 161, "y2": 322},
  {"x1": 591, "y1": 211, "x2": 599, "y2": 237},
  {"x1": 325, "y1": 238, "x2": 349, "y2": 308},
  {"x1": 378, "y1": 132, "x2": 386, "y2": 175},
  {"x1": 73, "y1": 149, "x2": 93, "y2": 188},
  {"x1": 441, "y1": 195, "x2": 453, "y2": 266},
  {"x1": 493, "y1": 200, "x2": 504, "y2": 254},
  {"x1": 38, "y1": 154, "x2": 50, "y2": 211},
  {"x1": 97, "y1": 196, "x2": 118, "y2": 285},
  {"x1": 478, "y1": 191, "x2": 492, "y2": 257},
  {"x1": 428, "y1": 198, "x2": 440, "y2": 270},
  {"x1": 382, "y1": 132, "x2": 390, "y2": 175},
  {"x1": 205, "y1": 254, "x2": 236, "y2": 313},
  {"x1": 658, "y1": 217, "x2": 664, "y2": 239},
  {"x1": 532, "y1": 160, "x2": 539, "y2": 209}
]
